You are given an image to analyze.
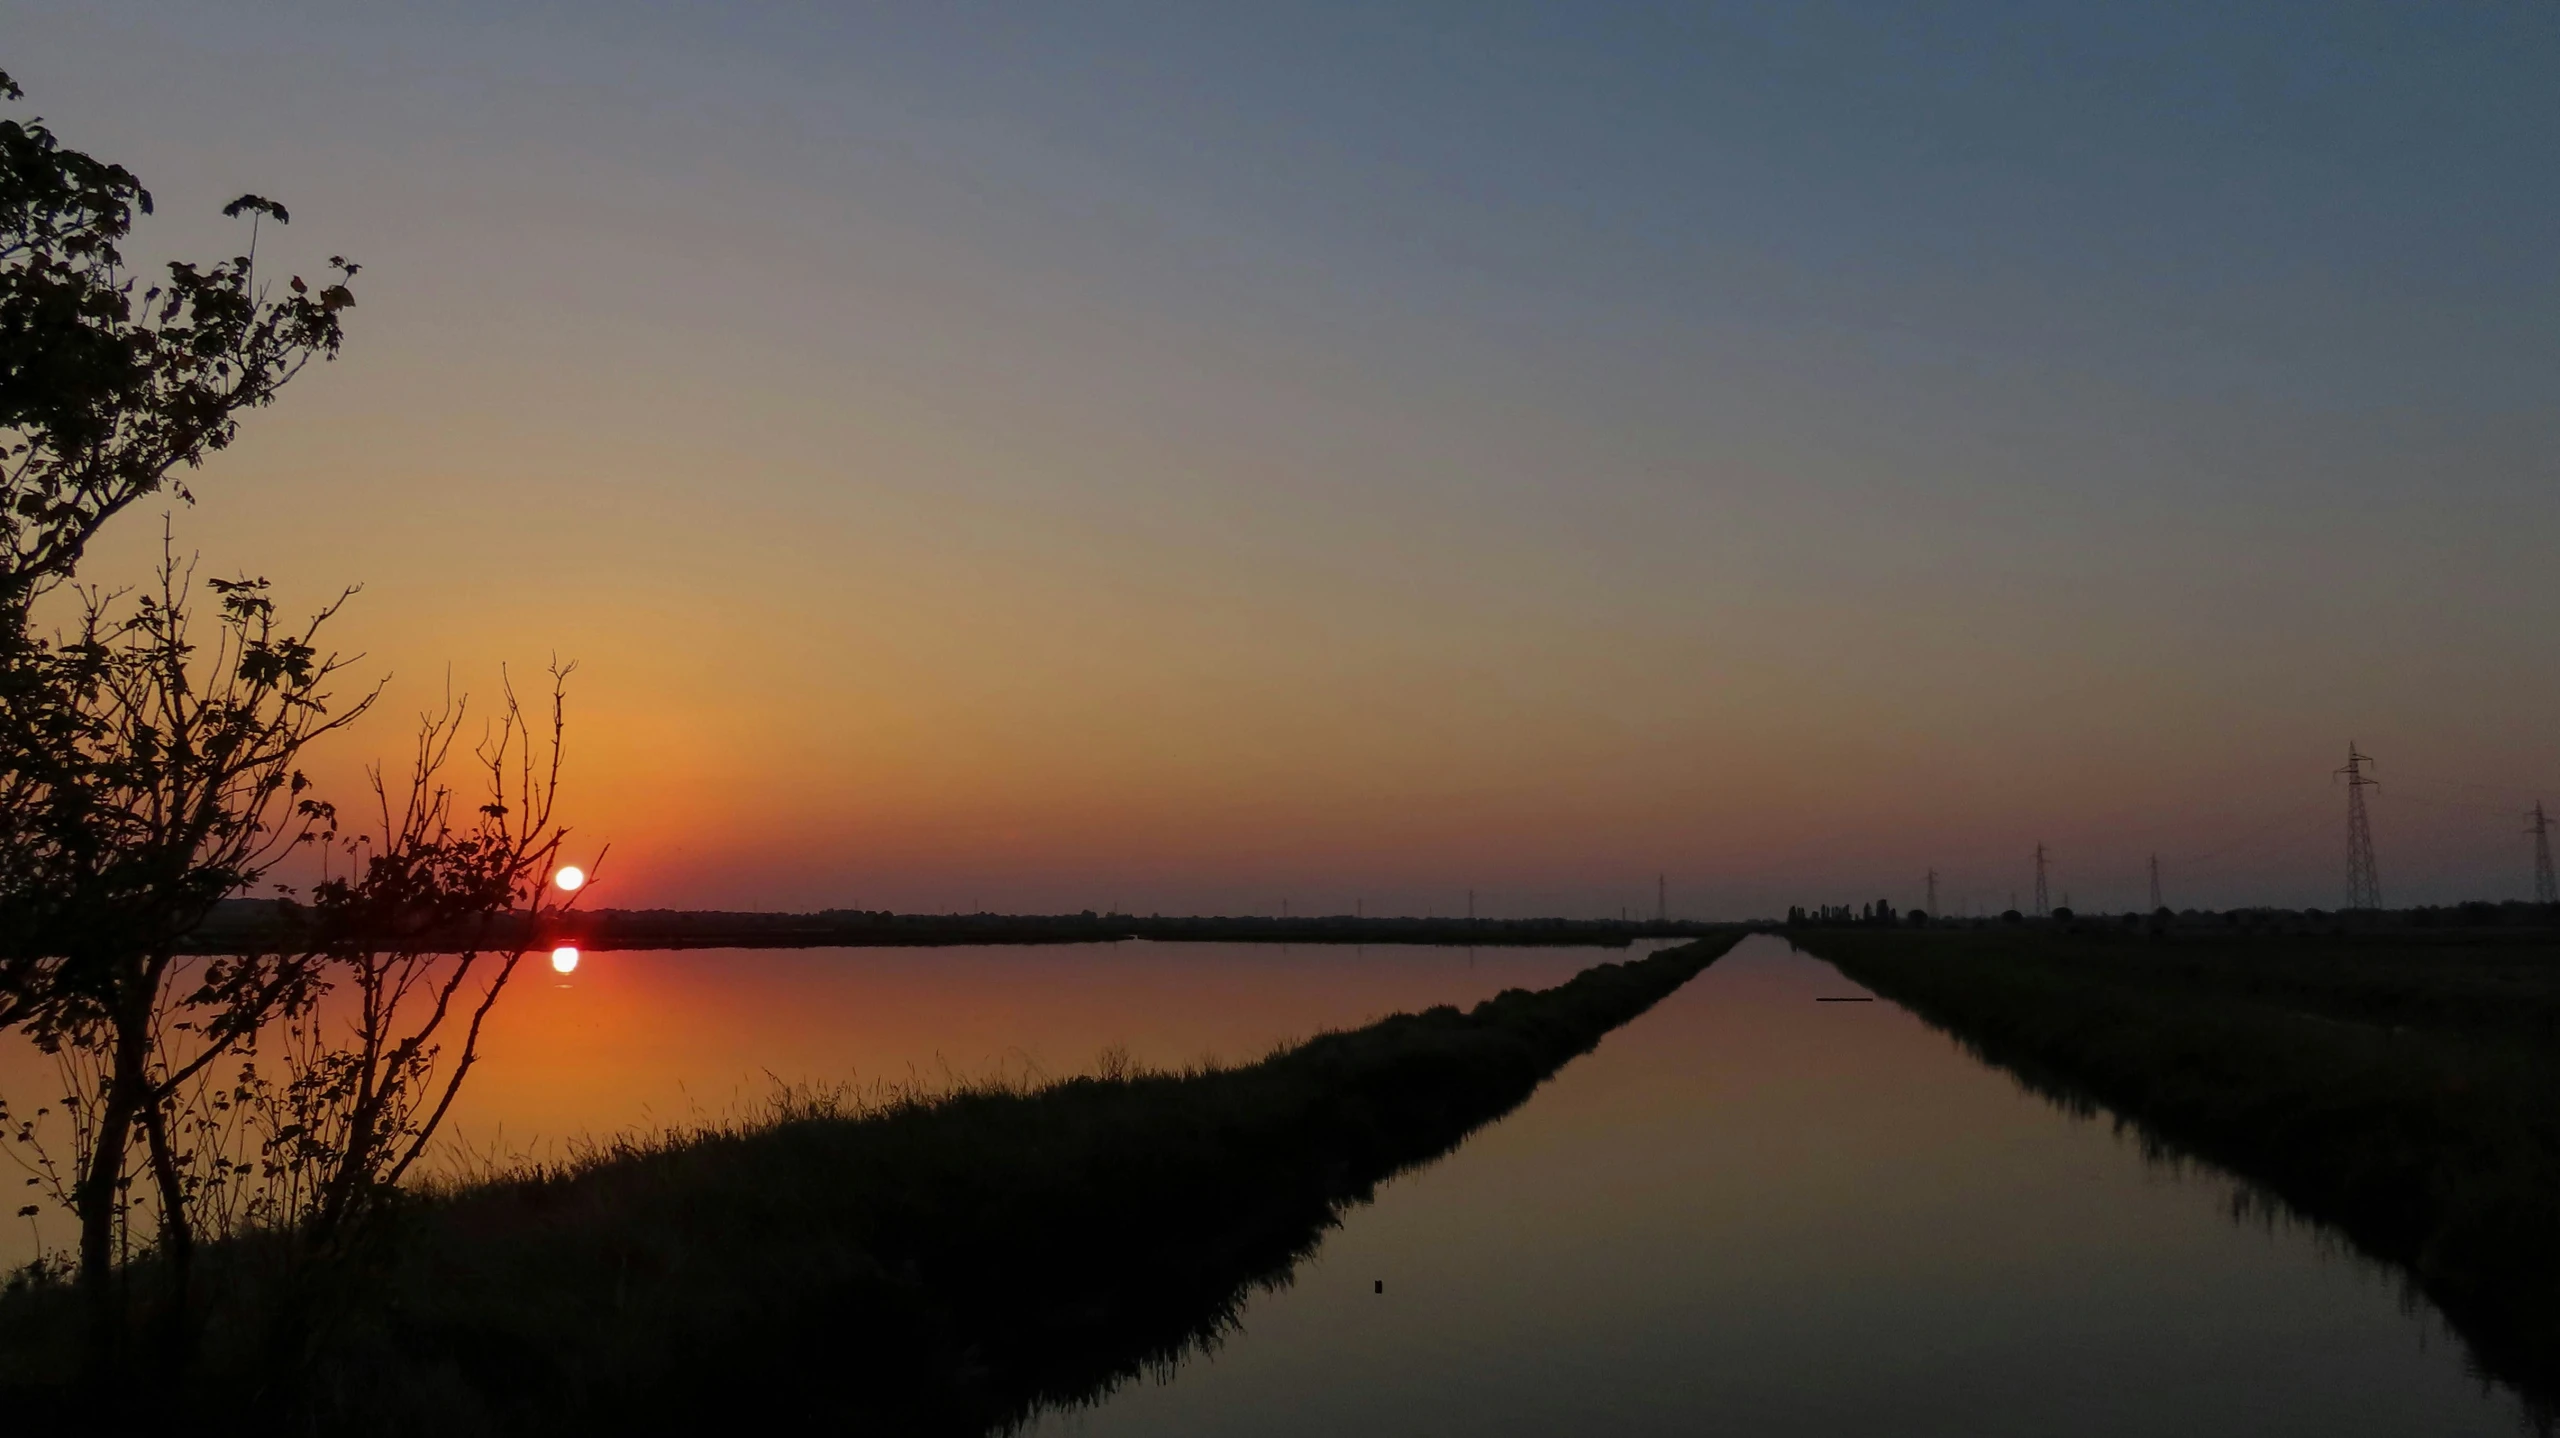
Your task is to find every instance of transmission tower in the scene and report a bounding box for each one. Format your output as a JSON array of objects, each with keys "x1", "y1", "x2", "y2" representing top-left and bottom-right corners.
[
  {"x1": 2032, "y1": 842, "x2": 2050, "y2": 915},
  {"x1": 1657, "y1": 873, "x2": 1667, "y2": 923},
  {"x1": 2336, "y1": 743, "x2": 2381, "y2": 910},
  {"x1": 2529, "y1": 802, "x2": 2557, "y2": 906},
  {"x1": 1925, "y1": 868, "x2": 1939, "y2": 913},
  {"x1": 2148, "y1": 853, "x2": 2162, "y2": 911}
]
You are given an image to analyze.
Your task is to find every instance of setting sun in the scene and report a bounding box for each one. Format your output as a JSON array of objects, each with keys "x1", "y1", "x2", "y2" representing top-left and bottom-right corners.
[
  {"x1": 555, "y1": 866, "x2": 585, "y2": 892},
  {"x1": 550, "y1": 945, "x2": 580, "y2": 974}
]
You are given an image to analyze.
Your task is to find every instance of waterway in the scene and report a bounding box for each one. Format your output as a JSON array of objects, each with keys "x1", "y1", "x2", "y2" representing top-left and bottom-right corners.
[
  {"x1": 1026, "y1": 935, "x2": 2526, "y2": 1436},
  {"x1": 0, "y1": 935, "x2": 2530, "y2": 1431}
]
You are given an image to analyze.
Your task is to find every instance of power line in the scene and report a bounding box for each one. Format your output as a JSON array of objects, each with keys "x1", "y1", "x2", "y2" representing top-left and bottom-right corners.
[{"x1": 2337, "y1": 742, "x2": 2382, "y2": 910}]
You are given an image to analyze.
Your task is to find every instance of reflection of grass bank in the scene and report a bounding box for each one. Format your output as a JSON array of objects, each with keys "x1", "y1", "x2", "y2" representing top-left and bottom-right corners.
[
  {"x1": 4, "y1": 936, "x2": 1734, "y2": 1434},
  {"x1": 1793, "y1": 927, "x2": 2560, "y2": 1410}
]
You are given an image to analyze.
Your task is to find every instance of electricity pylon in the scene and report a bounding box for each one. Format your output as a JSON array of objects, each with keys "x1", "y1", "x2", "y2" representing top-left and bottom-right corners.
[
  {"x1": 1925, "y1": 868, "x2": 1939, "y2": 913},
  {"x1": 1657, "y1": 873, "x2": 1667, "y2": 923},
  {"x1": 2530, "y1": 802, "x2": 2557, "y2": 906},
  {"x1": 2148, "y1": 853, "x2": 2162, "y2": 911},
  {"x1": 2337, "y1": 743, "x2": 2381, "y2": 910},
  {"x1": 2032, "y1": 842, "x2": 2050, "y2": 915}
]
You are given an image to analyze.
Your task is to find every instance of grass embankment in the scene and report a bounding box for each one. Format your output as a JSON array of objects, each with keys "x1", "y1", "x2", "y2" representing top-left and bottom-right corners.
[
  {"x1": 1791, "y1": 926, "x2": 2560, "y2": 1406},
  {"x1": 5, "y1": 935, "x2": 1735, "y2": 1434}
]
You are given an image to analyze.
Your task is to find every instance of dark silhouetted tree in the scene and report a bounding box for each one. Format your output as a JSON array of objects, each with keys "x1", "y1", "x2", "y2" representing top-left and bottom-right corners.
[
  {"x1": 0, "y1": 68, "x2": 355, "y2": 617},
  {"x1": 0, "y1": 69, "x2": 364, "y2": 1336},
  {"x1": 0, "y1": 73, "x2": 585, "y2": 1390}
]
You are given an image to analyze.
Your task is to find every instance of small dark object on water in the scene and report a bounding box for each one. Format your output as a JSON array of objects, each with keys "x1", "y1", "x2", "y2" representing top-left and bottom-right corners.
[
  {"x1": 1374, "y1": 1280, "x2": 1383, "y2": 1293},
  {"x1": 1815, "y1": 996, "x2": 1874, "y2": 1003}
]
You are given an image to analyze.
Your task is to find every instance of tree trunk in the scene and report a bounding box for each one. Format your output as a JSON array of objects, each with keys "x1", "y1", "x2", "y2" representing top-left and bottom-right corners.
[
  {"x1": 76, "y1": 1082, "x2": 133, "y2": 1291},
  {"x1": 139, "y1": 1087, "x2": 193, "y2": 1292},
  {"x1": 76, "y1": 1000, "x2": 149, "y2": 1365}
]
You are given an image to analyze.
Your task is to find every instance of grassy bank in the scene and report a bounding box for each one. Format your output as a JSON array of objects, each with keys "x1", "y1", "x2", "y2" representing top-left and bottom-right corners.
[
  {"x1": 1790, "y1": 926, "x2": 2560, "y2": 1407},
  {"x1": 4, "y1": 935, "x2": 1735, "y2": 1434}
]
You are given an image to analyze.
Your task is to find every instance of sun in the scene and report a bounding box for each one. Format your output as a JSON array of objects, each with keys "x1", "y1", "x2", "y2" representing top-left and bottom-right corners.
[
  {"x1": 550, "y1": 945, "x2": 580, "y2": 974},
  {"x1": 554, "y1": 865, "x2": 586, "y2": 892}
]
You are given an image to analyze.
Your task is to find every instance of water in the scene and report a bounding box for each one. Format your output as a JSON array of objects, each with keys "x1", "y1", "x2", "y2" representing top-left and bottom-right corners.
[
  {"x1": 1027, "y1": 936, "x2": 2527, "y2": 1436},
  {"x1": 0, "y1": 936, "x2": 2533, "y2": 1431},
  {"x1": 0, "y1": 940, "x2": 1619, "y2": 1265},
  {"x1": 439, "y1": 939, "x2": 1622, "y2": 1155}
]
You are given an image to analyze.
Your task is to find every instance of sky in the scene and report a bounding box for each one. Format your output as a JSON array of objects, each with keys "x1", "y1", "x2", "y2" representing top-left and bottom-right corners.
[{"x1": 9, "y1": 1, "x2": 2560, "y2": 918}]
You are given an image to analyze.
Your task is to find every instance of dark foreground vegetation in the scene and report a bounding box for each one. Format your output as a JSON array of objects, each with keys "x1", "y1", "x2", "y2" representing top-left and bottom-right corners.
[
  {"x1": 188, "y1": 899, "x2": 1727, "y2": 953},
  {"x1": 1790, "y1": 925, "x2": 2560, "y2": 1410},
  {"x1": 1, "y1": 937, "x2": 1735, "y2": 1434}
]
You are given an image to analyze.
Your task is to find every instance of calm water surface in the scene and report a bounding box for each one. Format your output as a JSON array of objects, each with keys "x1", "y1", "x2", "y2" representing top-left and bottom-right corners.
[
  {"x1": 0, "y1": 941, "x2": 1618, "y2": 1262},
  {"x1": 1027, "y1": 935, "x2": 2526, "y2": 1436},
  {"x1": 442, "y1": 939, "x2": 1620, "y2": 1155}
]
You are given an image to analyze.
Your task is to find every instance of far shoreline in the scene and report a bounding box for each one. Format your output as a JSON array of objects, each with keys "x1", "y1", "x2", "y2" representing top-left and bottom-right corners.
[{"x1": 181, "y1": 901, "x2": 1739, "y2": 954}]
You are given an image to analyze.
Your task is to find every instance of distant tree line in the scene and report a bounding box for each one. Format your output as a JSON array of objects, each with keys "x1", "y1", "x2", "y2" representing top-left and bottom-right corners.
[
  {"x1": 308, "y1": 906, "x2": 1721, "y2": 952},
  {"x1": 1784, "y1": 901, "x2": 1901, "y2": 928},
  {"x1": 1781, "y1": 900, "x2": 2560, "y2": 938}
]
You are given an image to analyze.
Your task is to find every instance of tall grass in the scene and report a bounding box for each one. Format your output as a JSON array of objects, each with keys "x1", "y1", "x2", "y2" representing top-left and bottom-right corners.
[
  {"x1": 1793, "y1": 926, "x2": 2560, "y2": 1413},
  {"x1": 1, "y1": 936, "x2": 1735, "y2": 1434}
]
